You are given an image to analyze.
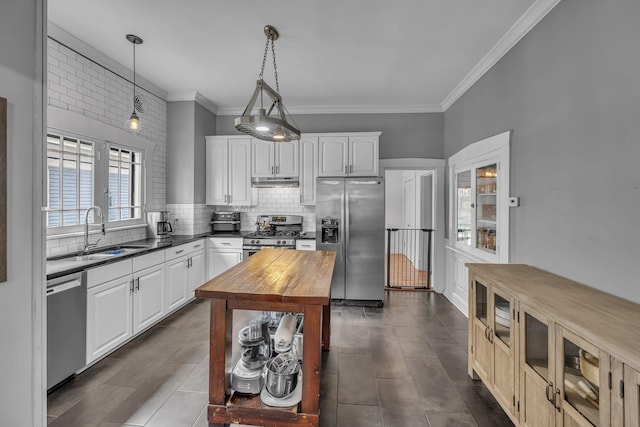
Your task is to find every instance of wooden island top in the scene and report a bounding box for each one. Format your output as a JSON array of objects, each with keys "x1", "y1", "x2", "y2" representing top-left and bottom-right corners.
[
  {"x1": 195, "y1": 248, "x2": 336, "y2": 427},
  {"x1": 196, "y1": 248, "x2": 336, "y2": 305}
]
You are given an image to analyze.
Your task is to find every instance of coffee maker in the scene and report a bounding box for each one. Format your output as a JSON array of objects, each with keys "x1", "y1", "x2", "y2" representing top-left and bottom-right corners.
[{"x1": 146, "y1": 211, "x2": 173, "y2": 239}]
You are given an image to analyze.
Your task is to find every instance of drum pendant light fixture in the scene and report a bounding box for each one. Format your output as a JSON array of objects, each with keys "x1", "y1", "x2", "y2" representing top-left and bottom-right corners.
[
  {"x1": 126, "y1": 34, "x2": 144, "y2": 132},
  {"x1": 234, "y1": 25, "x2": 301, "y2": 142}
]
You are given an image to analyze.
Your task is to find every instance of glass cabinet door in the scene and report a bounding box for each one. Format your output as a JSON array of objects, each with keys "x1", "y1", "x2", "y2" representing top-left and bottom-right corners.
[
  {"x1": 476, "y1": 163, "x2": 497, "y2": 253},
  {"x1": 472, "y1": 281, "x2": 491, "y2": 382},
  {"x1": 557, "y1": 328, "x2": 606, "y2": 427},
  {"x1": 520, "y1": 305, "x2": 556, "y2": 427},
  {"x1": 456, "y1": 170, "x2": 472, "y2": 247},
  {"x1": 494, "y1": 293, "x2": 510, "y2": 347}
]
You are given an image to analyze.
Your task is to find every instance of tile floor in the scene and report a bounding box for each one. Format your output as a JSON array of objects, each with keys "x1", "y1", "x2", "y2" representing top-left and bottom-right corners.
[{"x1": 47, "y1": 291, "x2": 513, "y2": 427}]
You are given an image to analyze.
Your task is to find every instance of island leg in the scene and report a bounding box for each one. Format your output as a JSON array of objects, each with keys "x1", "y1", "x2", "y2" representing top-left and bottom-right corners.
[
  {"x1": 301, "y1": 304, "x2": 322, "y2": 416},
  {"x1": 209, "y1": 298, "x2": 232, "y2": 427},
  {"x1": 322, "y1": 301, "x2": 330, "y2": 350}
]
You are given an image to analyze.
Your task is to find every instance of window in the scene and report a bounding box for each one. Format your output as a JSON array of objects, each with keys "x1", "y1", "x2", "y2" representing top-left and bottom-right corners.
[
  {"x1": 108, "y1": 146, "x2": 143, "y2": 222},
  {"x1": 46, "y1": 131, "x2": 145, "y2": 232},
  {"x1": 46, "y1": 133, "x2": 94, "y2": 227}
]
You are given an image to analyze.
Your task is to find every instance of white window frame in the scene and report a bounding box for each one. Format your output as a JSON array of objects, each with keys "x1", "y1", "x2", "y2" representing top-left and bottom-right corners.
[{"x1": 45, "y1": 130, "x2": 146, "y2": 236}]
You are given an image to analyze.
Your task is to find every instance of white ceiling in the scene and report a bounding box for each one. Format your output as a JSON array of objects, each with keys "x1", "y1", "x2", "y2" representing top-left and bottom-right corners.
[{"x1": 48, "y1": 0, "x2": 550, "y2": 114}]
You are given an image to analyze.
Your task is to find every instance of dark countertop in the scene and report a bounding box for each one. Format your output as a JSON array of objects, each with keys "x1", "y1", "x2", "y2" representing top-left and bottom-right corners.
[{"x1": 46, "y1": 232, "x2": 217, "y2": 280}]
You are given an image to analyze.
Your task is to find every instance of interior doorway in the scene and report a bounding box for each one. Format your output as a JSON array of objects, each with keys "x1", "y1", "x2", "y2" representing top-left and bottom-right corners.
[{"x1": 382, "y1": 160, "x2": 443, "y2": 290}]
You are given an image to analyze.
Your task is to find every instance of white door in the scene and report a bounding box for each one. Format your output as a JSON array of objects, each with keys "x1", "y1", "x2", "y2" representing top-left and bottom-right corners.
[
  {"x1": 166, "y1": 256, "x2": 188, "y2": 311},
  {"x1": 349, "y1": 136, "x2": 378, "y2": 176},
  {"x1": 403, "y1": 177, "x2": 416, "y2": 263},
  {"x1": 86, "y1": 277, "x2": 133, "y2": 363},
  {"x1": 187, "y1": 250, "x2": 206, "y2": 298},
  {"x1": 252, "y1": 139, "x2": 274, "y2": 177},
  {"x1": 206, "y1": 137, "x2": 228, "y2": 205},
  {"x1": 228, "y1": 138, "x2": 252, "y2": 205},
  {"x1": 132, "y1": 264, "x2": 165, "y2": 334},
  {"x1": 318, "y1": 136, "x2": 348, "y2": 176},
  {"x1": 299, "y1": 137, "x2": 318, "y2": 205},
  {"x1": 207, "y1": 249, "x2": 242, "y2": 281},
  {"x1": 275, "y1": 140, "x2": 298, "y2": 176}
]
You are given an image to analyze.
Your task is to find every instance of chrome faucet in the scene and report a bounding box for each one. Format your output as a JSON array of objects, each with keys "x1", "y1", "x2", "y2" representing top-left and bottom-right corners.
[{"x1": 84, "y1": 206, "x2": 106, "y2": 253}]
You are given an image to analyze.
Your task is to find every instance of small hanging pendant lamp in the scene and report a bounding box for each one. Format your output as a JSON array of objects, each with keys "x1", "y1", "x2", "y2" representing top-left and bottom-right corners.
[{"x1": 126, "y1": 34, "x2": 144, "y2": 132}]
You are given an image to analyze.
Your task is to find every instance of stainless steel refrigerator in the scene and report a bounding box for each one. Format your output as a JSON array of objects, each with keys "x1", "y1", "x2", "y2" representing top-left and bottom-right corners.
[{"x1": 316, "y1": 177, "x2": 385, "y2": 303}]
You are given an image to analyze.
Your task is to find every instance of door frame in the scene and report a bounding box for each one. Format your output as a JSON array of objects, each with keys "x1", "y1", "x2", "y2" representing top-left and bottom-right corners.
[{"x1": 380, "y1": 158, "x2": 445, "y2": 292}]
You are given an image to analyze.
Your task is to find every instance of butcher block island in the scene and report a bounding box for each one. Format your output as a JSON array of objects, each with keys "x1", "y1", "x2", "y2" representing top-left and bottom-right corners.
[{"x1": 195, "y1": 248, "x2": 336, "y2": 427}]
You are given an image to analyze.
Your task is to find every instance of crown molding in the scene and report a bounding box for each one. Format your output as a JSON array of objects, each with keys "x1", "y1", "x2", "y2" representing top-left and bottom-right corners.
[
  {"x1": 440, "y1": 0, "x2": 563, "y2": 111},
  {"x1": 216, "y1": 103, "x2": 443, "y2": 116},
  {"x1": 166, "y1": 91, "x2": 219, "y2": 115}
]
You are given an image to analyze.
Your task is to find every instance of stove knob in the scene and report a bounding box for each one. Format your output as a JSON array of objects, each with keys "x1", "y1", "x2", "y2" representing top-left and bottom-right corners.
[{"x1": 251, "y1": 240, "x2": 257, "y2": 244}]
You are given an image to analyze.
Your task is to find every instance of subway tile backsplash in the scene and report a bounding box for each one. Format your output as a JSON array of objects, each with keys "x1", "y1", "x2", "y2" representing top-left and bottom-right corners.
[{"x1": 232, "y1": 188, "x2": 316, "y2": 232}]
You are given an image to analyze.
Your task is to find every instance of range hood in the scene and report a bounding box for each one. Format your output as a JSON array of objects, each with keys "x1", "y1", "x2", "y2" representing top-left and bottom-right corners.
[{"x1": 251, "y1": 176, "x2": 299, "y2": 188}]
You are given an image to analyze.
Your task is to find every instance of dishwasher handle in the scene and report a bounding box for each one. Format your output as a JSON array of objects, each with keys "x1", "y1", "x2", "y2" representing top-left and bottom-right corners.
[{"x1": 46, "y1": 278, "x2": 82, "y2": 296}]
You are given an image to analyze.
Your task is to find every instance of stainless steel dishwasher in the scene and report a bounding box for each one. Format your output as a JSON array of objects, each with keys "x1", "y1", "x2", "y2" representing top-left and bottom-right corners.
[{"x1": 47, "y1": 271, "x2": 86, "y2": 390}]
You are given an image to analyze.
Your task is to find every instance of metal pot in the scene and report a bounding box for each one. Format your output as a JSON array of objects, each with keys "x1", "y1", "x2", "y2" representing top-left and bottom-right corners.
[{"x1": 265, "y1": 353, "x2": 299, "y2": 398}]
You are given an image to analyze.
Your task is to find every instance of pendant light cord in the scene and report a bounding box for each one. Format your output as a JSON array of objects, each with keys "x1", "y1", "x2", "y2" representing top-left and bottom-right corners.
[{"x1": 132, "y1": 41, "x2": 136, "y2": 110}]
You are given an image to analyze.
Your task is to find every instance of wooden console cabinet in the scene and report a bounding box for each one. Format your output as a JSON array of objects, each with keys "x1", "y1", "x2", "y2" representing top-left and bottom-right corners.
[{"x1": 467, "y1": 264, "x2": 640, "y2": 427}]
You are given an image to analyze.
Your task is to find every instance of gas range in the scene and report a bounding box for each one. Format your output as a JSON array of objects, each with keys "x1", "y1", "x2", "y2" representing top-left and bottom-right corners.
[{"x1": 243, "y1": 215, "x2": 302, "y2": 256}]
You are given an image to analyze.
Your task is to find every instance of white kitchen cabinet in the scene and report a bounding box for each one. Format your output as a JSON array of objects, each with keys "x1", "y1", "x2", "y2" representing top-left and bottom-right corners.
[
  {"x1": 295, "y1": 239, "x2": 316, "y2": 251},
  {"x1": 318, "y1": 133, "x2": 380, "y2": 177},
  {"x1": 206, "y1": 136, "x2": 252, "y2": 206},
  {"x1": 165, "y1": 239, "x2": 206, "y2": 308},
  {"x1": 86, "y1": 252, "x2": 167, "y2": 363},
  {"x1": 132, "y1": 263, "x2": 165, "y2": 334},
  {"x1": 252, "y1": 139, "x2": 298, "y2": 178},
  {"x1": 299, "y1": 136, "x2": 318, "y2": 205},
  {"x1": 86, "y1": 275, "x2": 133, "y2": 363},
  {"x1": 207, "y1": 237, "x2": 243, "y2": 281}
]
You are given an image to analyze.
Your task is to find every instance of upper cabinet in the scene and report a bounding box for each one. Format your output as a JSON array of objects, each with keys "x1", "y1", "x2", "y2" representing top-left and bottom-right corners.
[
  {"x1": 449, "y1": 131, "x2": 510, "y2": 263},
  {"x1": 205, "y1": 136, "x2": 252, "y2": 206},
  {"x1": 318, "y1": 133, "x2": 380, "y2": 177},
  {"x1": 299, "y1": 136, "x2": 318, "y2": 205},
  {"x1": 252, "y1": 140, "x2": 298, "y2": 177}
]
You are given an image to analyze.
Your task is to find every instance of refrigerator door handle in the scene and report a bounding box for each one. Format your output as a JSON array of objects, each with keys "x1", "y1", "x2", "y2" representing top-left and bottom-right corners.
[{"x1": 345, "y1": 192, "x2": 349, "y2": 262}]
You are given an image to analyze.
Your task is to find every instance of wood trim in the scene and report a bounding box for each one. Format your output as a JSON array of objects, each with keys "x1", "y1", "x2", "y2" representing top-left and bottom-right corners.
[
  {"x1": 301, "y1": 305, "x2": 322, "y2": 415},
  {"x1": 0, "y1": 97, "x2": 6, "y2": 283}
]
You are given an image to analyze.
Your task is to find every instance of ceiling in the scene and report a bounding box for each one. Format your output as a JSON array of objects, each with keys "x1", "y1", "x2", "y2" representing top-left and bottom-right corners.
[{"x1": 48, "y1": 0, "x2": 545, "y2": 114}]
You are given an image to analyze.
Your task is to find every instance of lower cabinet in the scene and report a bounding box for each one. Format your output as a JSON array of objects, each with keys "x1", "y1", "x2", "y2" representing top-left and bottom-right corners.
[
  {"x1": 86, "y1": 253, "x2": 166, "y2": 364},
  {"x1": 86, "y1": 275, "x2": 133, "y2": 363},
  {"x1": 469, "y1": 264, "x2": 640, "y2": 427},
  {"x1": 165, "y1": 240, "x2": 205, "y2": 310},
  {"x1": 469, "y1": 278, "x2": 517, "y2": 421},
  {"x1": 207, "y1": 237, "x2": 243, "y2": 281}
]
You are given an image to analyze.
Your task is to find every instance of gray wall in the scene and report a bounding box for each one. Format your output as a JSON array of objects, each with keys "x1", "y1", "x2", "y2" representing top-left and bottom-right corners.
[
  {"x1": 217, "y1": 112, "x2": 444, "y2": 159},
  {"x1": 444, "y1": 0, "x2": 640, "y2": 303},
  {"x1": 0, "y1": 0, "x2": 41, "y2": 423},
  {"x1": 167, "y1": 101, "x2": 216, "y2": 204}
]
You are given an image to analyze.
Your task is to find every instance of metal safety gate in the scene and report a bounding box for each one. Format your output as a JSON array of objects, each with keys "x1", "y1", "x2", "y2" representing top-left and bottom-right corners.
[{"x1": 385, "y1": 228, "x2": 433, "y2": 290}]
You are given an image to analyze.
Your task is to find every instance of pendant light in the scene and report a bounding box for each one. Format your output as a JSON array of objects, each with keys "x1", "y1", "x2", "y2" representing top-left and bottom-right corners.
[
  {"x1": 234, "y1": 25, "x2": 301, "y2": 142},
  {"x1": 125, "y1": 34, "x2": 144, "y2": 132}
]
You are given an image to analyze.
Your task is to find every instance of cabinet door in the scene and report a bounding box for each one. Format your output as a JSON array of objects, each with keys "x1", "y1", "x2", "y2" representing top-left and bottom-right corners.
[
  {"x1": 207, "y1": 249, "x2": 242, "y2": 281},
  {"x1": 520, "y1": 304, "x2": 556, "y2": 427},
  {"x1": 187, "y1": 250, "x2": 206, "y2": 298},
  {"x1": 86, "y1": 277, "x2": 133, "y2": 363},
  {"x1": 475, "y1": 163, "x2": 498, "y2": 254},
  {"x1": 252, "y1": 139, "x2": 275, "y2": 177},
  {"x1": 555, "y1": 327, "x2": 609, "y2": 427},
  {"x1": 299, "y1": 137, "x2": 318, "y2": 205},
  {"x1": 318, "y1": 136, "x2": 348, "y2": 177},
  {"x1": 206, "y1": 137, "x2": 228, "y2": 205},
  {"x1": 471, "y1": 280, "x2": 492, "y2": 383},
  {"x1": 349, "y1": 136, "x2": 378, "y2": 176},
  {"x1": 623, "y1": 364, "x2": 640, "y2": 427},
  {"x1": 492, "y1": 288, "x2": 517, "y2": 417},
  {"x1": 166, "y1": 256, "x2": 188, "y2": 311},
  {"x1": 132, "y1": 264, "x2": 165, "y2": 334},
  {"x1": 275, "y1": 140, "x2": 298, "y2": 176},
  {"x1": 228, "y1": 138, "x2": 252, "y2": 205}
]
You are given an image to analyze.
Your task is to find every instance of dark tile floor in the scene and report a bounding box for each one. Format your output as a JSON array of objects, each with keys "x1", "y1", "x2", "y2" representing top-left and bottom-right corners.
[{"x1": 47, "y1": 291, "x2": 513, "y2": 427}]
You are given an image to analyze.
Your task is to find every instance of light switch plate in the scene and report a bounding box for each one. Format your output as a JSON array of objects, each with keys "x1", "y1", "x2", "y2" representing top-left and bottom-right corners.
[{"x1": 508, "y1": 197, "x2": 520, "y2": 207}]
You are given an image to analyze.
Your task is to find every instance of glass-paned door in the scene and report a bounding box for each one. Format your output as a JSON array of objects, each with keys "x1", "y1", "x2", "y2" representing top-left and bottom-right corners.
[
  {"x1": 476, "y1": 163, "x2": 497, "y2": 253},
  {"x1": 456, "y1": 170, "x2": 472, "y2": 246}
]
